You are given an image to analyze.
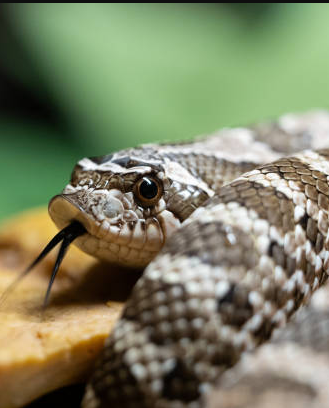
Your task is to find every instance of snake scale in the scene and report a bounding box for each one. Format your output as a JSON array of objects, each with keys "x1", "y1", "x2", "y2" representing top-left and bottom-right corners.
[{"x1": 42, "y1": 110, "x2": 329, "y2": 407}]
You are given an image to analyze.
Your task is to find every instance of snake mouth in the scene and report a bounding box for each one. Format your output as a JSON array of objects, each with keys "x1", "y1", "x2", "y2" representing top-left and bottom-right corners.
[
  {"x1": 48, "y1": 194, "x2": 95, "y2": 234},
  {"x1": 48, "y1": 193, "x2": 109, "y2": 259}
]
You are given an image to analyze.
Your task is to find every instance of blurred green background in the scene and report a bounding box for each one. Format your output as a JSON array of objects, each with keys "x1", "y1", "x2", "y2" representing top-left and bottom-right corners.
[{"x1": 1, "y1": 3, "x2": 329, "y2": 220}]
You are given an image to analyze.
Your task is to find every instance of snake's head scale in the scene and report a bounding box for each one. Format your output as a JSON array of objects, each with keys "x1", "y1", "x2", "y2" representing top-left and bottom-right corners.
[{"x1": 49, "y1": 147, "x2": 214, "y2": 267}]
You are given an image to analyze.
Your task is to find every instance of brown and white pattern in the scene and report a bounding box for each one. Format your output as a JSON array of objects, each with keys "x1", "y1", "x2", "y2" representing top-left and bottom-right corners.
[
  {"x1": 47, "y1": 110, "x2": 329, "y2": 407},
  {"x1": 207, "y1": 282, "x2": 329, "y2": 408}
]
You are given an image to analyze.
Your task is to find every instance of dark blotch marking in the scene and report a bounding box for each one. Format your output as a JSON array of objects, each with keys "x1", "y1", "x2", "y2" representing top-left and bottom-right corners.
[
  {"x1": 270, "y1": 242, "x2": 298, "y2": 277},
  {"x1": 253, "y1": 319, "x2": 276, "y2": 341},
  {"x1": 112, "y1": 156, "x2": 131, "y2": 167},
  {"x1": 217, "y1": 284, "x2": 253, "y2": 327},
  {"x1": 127, "y1": 222, "x2": 135, "y2": 231},
  {"x1": 299, "y1": 212, "x2": 308, "y2": 230},
  {"x1": 268, "y1": 241, "x2": 275, "y2": 257},
  {"x1": 89, "y1": 154, "x2": 113, "y2": 165},
  {"x1": 112, "y1": 156, "x2": 163, "y2": 171},
  {"x1": 306, "y1": 218, "x2": 318, "y2": 246},
  {"x1": 91, "y1": 357, "x2": 150, "y2": 406},
  {"x1": 218, "y1": 284, "x2": 236, "y2": 305},
  {"x1": 268, "y1": 240, "x2": 297, "y2": 277},
  {"x1": 162, "y1": 359, "x2": 200, "y2": 402},
  {"x1": 297, "y1": 212, "x2": 318, "y2": 250},
  {"x1": 319, "y1": 272, "x2": 328, "y2": 286}
]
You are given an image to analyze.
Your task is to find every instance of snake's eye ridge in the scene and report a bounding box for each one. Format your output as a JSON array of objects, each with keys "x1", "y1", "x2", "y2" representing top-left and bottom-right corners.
[{"x1": 134, "y1": 177, "x2": 162, "y2": 206}]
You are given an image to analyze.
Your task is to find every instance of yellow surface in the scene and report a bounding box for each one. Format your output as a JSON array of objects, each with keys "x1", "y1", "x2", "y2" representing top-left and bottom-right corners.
[{"x1": 0, "y1": 208, "x2": 137, "y2": 408}]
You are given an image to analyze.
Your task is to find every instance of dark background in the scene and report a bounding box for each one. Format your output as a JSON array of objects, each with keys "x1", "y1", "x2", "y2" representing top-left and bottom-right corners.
[{"x1": 1, "y1": 3, "x2": 329, "y2": 221}]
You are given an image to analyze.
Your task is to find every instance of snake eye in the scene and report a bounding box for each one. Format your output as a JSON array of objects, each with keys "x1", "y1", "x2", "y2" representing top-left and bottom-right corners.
[{"x1": 134, "y1": 177, "x2": 162, "y2": 206}]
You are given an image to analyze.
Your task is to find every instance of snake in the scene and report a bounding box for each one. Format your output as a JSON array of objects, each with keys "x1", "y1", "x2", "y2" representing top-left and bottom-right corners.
[{"x1": 18, "y1": 110, "x2": 329, "y2": 407}]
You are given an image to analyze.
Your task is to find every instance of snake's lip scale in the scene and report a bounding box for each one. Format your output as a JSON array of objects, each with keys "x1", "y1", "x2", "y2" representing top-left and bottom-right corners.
[{"x1": 48, "y1": 194, "x2": 95, "y2": 237}]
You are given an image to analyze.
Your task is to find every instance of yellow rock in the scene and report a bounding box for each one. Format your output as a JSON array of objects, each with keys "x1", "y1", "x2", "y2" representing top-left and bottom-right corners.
[{"x1": 0, "y1": 208, "x2": 138, "y2": 408}]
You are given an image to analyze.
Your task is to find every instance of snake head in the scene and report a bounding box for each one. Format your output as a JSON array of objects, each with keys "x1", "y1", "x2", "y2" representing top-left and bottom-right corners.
[{"x1": 48, "y1": 147, "x2": 214, "y2": 267}]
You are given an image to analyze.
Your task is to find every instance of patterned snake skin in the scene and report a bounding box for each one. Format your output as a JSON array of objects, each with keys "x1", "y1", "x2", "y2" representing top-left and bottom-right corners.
[{"x1": 47, "y1": 110, "x2": 329, "y2": 407}]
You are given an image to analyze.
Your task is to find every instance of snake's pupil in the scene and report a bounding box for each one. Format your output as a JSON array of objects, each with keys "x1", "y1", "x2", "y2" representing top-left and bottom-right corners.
[{"x1": 139, "y1": 178, "x2": 158, "y2": 199}]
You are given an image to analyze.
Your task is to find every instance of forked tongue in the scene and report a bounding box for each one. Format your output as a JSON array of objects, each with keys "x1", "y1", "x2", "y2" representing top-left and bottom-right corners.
[{"x1": 0, "y1": 221, "x2": 86, "y2": 308}]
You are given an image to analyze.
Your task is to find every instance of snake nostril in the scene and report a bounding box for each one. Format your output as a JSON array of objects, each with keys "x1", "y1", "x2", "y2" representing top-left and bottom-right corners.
[{"x1": 103, "y1": 197, "x2": 124, "y2": 219}]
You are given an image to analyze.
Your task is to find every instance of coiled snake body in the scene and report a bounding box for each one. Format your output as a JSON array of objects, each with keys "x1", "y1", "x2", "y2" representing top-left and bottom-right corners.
[{"x1": 47, "y1": 111, "x2": 329, "y2": 407}]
